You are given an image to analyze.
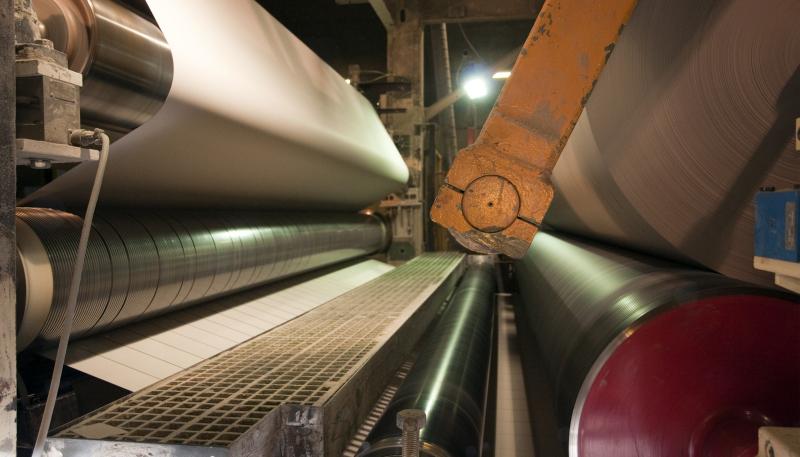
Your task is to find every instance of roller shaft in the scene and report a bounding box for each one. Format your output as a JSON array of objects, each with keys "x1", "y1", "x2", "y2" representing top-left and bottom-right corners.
[
  {"x1": 360, "y1": 260, "x2": 497, "y2": 457},
  {"x1": 32, "y1": 0, "x2": 173, "y2": 136},
  {"x1": 15, "y1": 207, "x2": 389, "y2": 349}
]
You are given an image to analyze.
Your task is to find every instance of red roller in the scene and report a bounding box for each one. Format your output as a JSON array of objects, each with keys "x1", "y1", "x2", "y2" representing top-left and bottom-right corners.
[
  {"x1": 574, "y1": 295, "x2": 800, "y2": 457},
  {"x1": 516, "y1": 232, "x2": 800, "y2": 457}
]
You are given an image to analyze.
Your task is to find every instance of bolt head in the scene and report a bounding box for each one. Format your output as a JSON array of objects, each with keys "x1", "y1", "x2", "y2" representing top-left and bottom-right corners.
[
  {"x1": 462, "y1": 175, "x2": 520, "y2": 233},
  {"x1": 396, "y1": 409, "x2": 426, "y2": 430}
]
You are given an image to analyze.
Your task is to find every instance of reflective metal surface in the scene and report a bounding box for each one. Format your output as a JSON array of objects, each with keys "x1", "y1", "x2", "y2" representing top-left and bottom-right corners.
[
  {"x1": 515, "y1": 232, "x2": 800, "y2": 457},
  {"x1": 44, "y1": 437, "x2": 226, "y2": 457},
  {"x1": 32, "y1": 0, "x2": 173, "y2": 136},
  {"x1": 16, "y1": 207, "x2": 389, "y2": 349},
  {"x1": 359, "y1": 260, "x2": 497, "y2": 457}
]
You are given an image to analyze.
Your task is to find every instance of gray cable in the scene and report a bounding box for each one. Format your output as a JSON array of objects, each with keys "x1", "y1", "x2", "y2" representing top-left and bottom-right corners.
[
  {"x1": 457, "y1": 23, "x2": 482, "y2": 61},
  {"x1": 31, "y1": 130, "x2": 110, "y2": 457}
]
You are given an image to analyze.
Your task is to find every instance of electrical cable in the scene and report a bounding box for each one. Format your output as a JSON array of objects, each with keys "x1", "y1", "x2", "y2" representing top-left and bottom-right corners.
[
  {"x1": 30, "y1": 130, "x2": 110, "y2": 457},
  {"x1": 457, "y1": 23, "x2": 482, "y2": 61}
]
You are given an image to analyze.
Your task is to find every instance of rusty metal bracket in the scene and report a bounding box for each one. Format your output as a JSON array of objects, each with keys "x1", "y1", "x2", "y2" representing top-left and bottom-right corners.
[{"x1": 430, "y1": 0, "x2": 638, "y2": 258}]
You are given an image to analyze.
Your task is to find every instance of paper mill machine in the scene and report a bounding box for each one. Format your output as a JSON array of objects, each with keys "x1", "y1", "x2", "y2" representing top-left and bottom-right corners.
[
  {"x1": 1, "y1": 0, "x2": 799, "y2": 457},
  {"x1": 4, "y1": 1, "x2": 500, "y2": 456}
]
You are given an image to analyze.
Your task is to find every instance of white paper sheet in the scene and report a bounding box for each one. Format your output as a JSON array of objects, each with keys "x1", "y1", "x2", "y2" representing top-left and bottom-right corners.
[
  {"x1": 25, "y1": 0, "x2": 407, "y2": 211},
  {"x1": 51, "y1": 260, "x2": 394, "y2": 391}
]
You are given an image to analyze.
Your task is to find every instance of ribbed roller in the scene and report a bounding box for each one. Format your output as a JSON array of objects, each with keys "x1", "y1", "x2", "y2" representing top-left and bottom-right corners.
[
  {"x1": 359, "y1": 259, "x2": 497, "y2": 457},
  {"x1": 515, "y1": 233, "x2": 800, "y2": 457},
  {"x1": 15, "y1": 208, "x2": 389, "y2": 349}
]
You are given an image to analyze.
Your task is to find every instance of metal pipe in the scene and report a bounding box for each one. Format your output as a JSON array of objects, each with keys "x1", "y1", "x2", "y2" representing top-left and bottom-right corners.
[
  {"x1": 31, "y1": 129, "x2": 109, "y2": 457},
  {"x1": 515, "y1": 232, "x2": 800, "y2": 457},
  {"x1": 31, "y1": 0, "x2": 173, "y2": 137},
  {"x1": 15, "y1": 207, "x2": 389, "y2": 350},
  {"x1": 359, "y1": 259, "x2": 497, "y2": 457},
  {"x1": 429, "y1": 23, "x2": 457, "y2": 168}
]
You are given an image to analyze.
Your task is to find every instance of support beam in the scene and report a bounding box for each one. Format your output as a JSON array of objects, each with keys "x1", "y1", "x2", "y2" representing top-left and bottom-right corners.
[
  {"x1": 335, "y1": 0, "x2": 394, "y2": 30},
  {"x1": 418, "y1": 0, "x2": 539, "y2": 23},
  {"x1": 382, "y1": 0, "x2": 426, "y2": 257},
  {"x1": 1, "y1": 0, "x2": 17, "y2": 456},
  {"x1": 368, "y1": 0, "x2": 394, "y2": 30}
]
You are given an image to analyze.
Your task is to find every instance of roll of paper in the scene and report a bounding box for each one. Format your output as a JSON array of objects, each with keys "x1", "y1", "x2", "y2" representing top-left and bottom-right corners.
[
  {"x1": 545, "y1": 0, "x2": 800, "y2": 287},
  {"x1": 24, "y1": 0, "x2": 408, "y2": 211}
]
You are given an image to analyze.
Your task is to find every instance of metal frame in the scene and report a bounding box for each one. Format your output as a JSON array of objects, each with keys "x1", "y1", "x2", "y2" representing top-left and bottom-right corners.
[
  {"x1": 1, "y1": 1, "x2": 17, "y2": 456},
  {"x1": 417, "y1": 0, "x2": 540, "y2": 24}
]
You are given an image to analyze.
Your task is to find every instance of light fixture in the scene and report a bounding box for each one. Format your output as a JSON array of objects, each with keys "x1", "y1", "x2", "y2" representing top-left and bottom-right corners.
[
  {"x1": 344, "y1": 78, "x2": 351, "y2": 85},
  {"x1": 463, "y1": 77, "x2": 488, "y2": 100},
  {"x1": 492, "y1": 70, "x2": 511, "y2": 79}
]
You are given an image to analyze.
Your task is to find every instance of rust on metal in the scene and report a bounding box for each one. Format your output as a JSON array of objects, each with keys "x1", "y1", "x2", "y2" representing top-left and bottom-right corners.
[
  {"x1": 430, "y1": 0, "x2": 639, "y2": 258},
  {"x1": 461, "y1": 175, "x2": 520, "y2": 233}
]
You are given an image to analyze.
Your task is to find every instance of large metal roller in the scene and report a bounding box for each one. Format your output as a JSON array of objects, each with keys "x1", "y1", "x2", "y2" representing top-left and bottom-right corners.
[
  {"x1": 15, "y1": 207, "x2": 389, "y2": 350},
  {"x1": 546, "y1": 0, "x2": 800, "y2": 287},
  {"x1": 31, "y1": 0, "x2": 173, "y2": 136},
  {"x1": 359, "y1": 260, "x2": 496, "y2": 457},
  {"x1": 515, "y1": 233, "x2": 800, "y2": 457}
]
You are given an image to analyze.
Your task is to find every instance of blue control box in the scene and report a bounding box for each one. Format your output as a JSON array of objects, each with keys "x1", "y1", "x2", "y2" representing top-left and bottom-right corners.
[{"x1": 755, "y1": 189, "x2": 799, "y2": 262}]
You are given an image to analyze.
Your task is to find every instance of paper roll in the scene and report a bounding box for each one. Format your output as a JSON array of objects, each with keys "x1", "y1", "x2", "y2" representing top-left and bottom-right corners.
[
  {"x1": 545, "y1": 0, "x2": 800, "y2": 287},
  {"x1": 25, "y1": 0, "x2": 408, "y2": 211}
]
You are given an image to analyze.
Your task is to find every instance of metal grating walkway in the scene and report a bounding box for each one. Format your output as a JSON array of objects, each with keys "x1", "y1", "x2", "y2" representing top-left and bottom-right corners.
[{"x1": 56, "y1": 253, "x2": 464, "y2": 450}]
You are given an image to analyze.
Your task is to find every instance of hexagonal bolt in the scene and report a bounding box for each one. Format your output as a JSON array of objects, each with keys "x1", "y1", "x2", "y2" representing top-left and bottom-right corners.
[{"x1": 396, "y1": 409, "x2": 426, "y2": 457}]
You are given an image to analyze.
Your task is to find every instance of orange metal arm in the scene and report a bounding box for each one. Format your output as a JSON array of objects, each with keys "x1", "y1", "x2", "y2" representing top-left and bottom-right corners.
[{"x1": 430, "y1": 0, "x2": 638, "y2": 258}]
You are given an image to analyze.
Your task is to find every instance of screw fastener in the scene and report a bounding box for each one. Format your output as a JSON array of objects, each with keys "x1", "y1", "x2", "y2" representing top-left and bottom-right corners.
[{"x1": 396, "y1": 409, "x2": 426, "y2": 457}]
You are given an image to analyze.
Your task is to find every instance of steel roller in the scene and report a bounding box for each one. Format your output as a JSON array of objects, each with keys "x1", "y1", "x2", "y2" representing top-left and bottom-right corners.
[
  {"x1": 546, "y1": 0, "x2": 800, "y2": 287},
  {"x1": 359, "y1": 260, "x2": 496, "y2": 457},
  {"x1": 515, "y1": 232, "x2": 800, "y2": 457},
  {"x1": 15, "y1": 207, "x2": 389, "y2": 350},
  {"x1": 31, "y1": 0, "x2": 173, "y2": 137}
]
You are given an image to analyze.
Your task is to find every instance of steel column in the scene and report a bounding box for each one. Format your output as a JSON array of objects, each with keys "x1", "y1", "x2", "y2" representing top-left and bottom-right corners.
[{"x1": 1, "y1": 0, "x2": 17, "y2": 455}]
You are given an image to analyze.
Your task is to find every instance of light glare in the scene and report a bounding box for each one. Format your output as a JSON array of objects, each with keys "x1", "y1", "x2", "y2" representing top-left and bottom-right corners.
[
  {"x1": 492, "y1": 70, "x2": 511, "y2": 79},
  {"x1": 463, "y1": 77, "x2": 488, "y2": 99}
]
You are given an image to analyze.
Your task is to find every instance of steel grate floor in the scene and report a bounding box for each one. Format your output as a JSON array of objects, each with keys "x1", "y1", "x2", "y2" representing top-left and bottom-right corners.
[{"x1": 57, "y1": 253, "x2": 464, "y2": 448}]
